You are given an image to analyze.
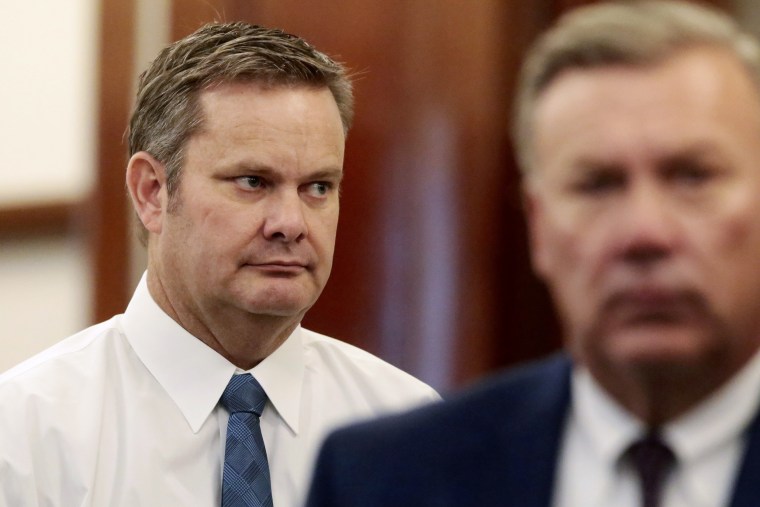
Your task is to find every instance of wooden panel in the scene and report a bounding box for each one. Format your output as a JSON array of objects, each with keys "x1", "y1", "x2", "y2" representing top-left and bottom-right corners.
[
  {"x1": 554, "y1": 0, "x2": 732, "y2": 14},
  {"x1": 90, "y1": 0, "x2": 135, "y2": 322},
  {"x1": 0, "y1": 202, "x2": 80, "y2": 239},
  {"x1": 171, "y1": 0, "x2": 223, "y2": 39}
]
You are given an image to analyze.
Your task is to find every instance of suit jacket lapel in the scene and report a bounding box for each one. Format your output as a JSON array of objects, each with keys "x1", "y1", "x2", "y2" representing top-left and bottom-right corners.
[
  {"x1": 728, "y1": 401, "x2": 760, "y2": 507},
  {"x1": 495, "y1": 354, "x2": 572, "y2": 507}
]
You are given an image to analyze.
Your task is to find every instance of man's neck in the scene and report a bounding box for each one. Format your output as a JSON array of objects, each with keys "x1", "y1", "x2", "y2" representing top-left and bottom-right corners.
[
  {"x1": 146, "y1": 271, "x2": 301, "y2": 370},
  {"x1": 586, "y1": 352, "x2": 758, "y2": 426}
]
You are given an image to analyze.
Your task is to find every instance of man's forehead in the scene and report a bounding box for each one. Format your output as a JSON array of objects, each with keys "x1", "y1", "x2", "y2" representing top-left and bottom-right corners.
[
  {"x1": 198, "y1": 80, "x2": 332, "y2": 105},
  {"x1": 532, "y1": 48, "x2": 760, "y2": 153},
  {"x1": 535, "y1": 44, "x2": 754, "y2": 107},
  {"x1": 193, "y1": 81, "x2": 342, "y2": 139}
]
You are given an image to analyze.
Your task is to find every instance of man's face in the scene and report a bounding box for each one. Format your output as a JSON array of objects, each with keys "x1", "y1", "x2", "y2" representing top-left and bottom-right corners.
[
  {"x1": 526, "y1": 47, "x2": 760, "y2": 381},
  {"x1": 155, "y1": 82, "x2": 344, "y2": 322}
]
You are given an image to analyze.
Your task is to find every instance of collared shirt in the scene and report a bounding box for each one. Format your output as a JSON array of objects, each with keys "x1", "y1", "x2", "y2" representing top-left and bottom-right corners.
[
  {"x1": 0, "y1": 274, "x2": 439, "y2": 507},
  {"x1": 554, "y1": 349, "x2": 760, "y2": 507}
]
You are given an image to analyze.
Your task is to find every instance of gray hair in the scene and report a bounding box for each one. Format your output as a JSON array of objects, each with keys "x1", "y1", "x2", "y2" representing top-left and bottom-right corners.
[{"x1": 513, "y1": 0, "x2": 760, "y2": 176}]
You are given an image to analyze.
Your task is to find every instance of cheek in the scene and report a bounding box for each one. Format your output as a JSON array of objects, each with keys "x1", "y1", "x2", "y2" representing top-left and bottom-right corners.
[
  {"x1": 544, "y1": 230, "x2": 595, "y2": 312},
  {"x1": 536, "y1": 213, "x2": 617, "y2": 325},
  {"x1": 182, "y1": 203, "x2": 254, "y2": 262},
  {"x1": 536, "y1": 209, "x2": 602, "y2": 285},
  {"x1": 694, "y1": 187, "x2": 760, "y2": 270},
  {"x1": 703, "y1": 207, "x2": 760, "y2": 297},
  {"x1": 311, "y1": 208, "x2": 339, "y2": 253},
  {"x1": 718, "y1": 218, "x2": 752, "y2": 257},
  {"x1": 688, "y1": 209, "x2": 760, "y2": 343}
]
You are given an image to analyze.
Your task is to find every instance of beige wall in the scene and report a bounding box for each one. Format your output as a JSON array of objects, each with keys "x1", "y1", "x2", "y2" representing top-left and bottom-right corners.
[
  {"x1": 0, "y1": 238, "x2": 91, "y2": 371},
  {"x1": 0, "y1": 0, "x2": 97, "y2": 206}
]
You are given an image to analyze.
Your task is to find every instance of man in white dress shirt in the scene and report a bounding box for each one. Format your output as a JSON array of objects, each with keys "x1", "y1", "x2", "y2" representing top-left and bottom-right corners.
[
  {"x1": 0, "y1": 22, "x2": 438, "y2": 507},
  {"x1": 306, "y1": 2, "x2": 760, "y2": 506}
]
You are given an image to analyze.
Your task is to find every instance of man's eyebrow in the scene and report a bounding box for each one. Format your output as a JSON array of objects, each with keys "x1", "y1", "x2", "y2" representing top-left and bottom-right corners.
[
  {"x1": 223, "y1": 162, "x2": 276, "y2": 174},
  {"x1": 307, "y1": 168, "x2": 344, "y2": 181},
  {"x1": 224, "y1": 163, "x2": 344, "y2": 182}
]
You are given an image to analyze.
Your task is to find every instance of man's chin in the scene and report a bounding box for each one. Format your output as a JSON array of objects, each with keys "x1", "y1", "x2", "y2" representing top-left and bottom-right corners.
[
  {"x1": 596, "y1": 324, "x2": 718, "y2": 373},
  {"x1": 239, "y1": 298, "x2": 312, "y2": 318},
  {"x1": 228, "y1": 279, "x2": 321, "y2": 317}
]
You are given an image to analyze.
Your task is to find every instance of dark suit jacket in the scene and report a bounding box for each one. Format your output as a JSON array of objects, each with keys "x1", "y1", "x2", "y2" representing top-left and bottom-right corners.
[{"x1": 306, "y1": 353, "x2": 760, "y2": 507}]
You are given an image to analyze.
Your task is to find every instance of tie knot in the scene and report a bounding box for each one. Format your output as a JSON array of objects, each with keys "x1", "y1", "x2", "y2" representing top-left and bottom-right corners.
[
  {"x1": 220, "y1": 374, "x2": 268, "y2": 416},
  {"x1": 625, "y1": 432, "x2": 676, "y2": 507}
]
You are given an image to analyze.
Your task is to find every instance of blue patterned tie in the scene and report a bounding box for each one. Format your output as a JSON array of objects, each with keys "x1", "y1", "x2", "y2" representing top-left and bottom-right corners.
[{"x1": 220, "y1": 374, "x2": 273, "y2": 507}]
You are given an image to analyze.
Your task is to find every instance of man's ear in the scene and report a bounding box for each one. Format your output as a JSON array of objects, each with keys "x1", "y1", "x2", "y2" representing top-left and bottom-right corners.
[
  {"x1": 126, "y1": 151, "x2": 168, "y2": 235},
  {"x1": 523, "y1": 183, "x2": 550, "y2": 280}
]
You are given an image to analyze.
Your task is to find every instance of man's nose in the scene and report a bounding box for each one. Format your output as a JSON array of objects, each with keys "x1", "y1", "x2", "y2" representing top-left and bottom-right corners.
[
  {"x1": 262, "y1": 191, "x2": 307, "y2": 242},
  {"x1": 613, "y1": 184, "x2": 679, "y2": 266}
]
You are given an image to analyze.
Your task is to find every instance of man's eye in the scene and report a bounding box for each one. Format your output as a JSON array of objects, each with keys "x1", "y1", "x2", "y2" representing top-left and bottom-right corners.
[
  {"x1": 309, "y1": 182, "x2": 331, "y2": 196},
  {"x1": 668, "y1": 164, "x2": 714, "y2": 187},
  {"x1": 572, "y1": 171, "x2": 624, "y2": 195},
  {"x1": 237, "y1": 176, "x2": 264, "y2": 189}
]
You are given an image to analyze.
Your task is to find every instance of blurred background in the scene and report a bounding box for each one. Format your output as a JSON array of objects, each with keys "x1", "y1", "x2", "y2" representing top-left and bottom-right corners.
[{"x1": 0, "y1": 0, "x2": 749, "y2": 392}]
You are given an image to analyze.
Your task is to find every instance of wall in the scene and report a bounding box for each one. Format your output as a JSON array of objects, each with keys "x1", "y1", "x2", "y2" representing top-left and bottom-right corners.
[
  {"x1": 0, "y1": 0, "x2": 169, "y2": 373},
  {"x1": 0, "y1": 0, "x2": 97, "y2": 372}
]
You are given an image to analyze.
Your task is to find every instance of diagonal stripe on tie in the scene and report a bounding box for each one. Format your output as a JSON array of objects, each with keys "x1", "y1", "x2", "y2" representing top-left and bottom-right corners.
[{"x1": 220, "y1": 374, "x2": 273, "y2": 507}]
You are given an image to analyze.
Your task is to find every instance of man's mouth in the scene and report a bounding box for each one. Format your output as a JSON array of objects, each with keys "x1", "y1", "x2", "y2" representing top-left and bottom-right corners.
[
  {"x1": 244, "y1": 261, "x2": 309, "y2": 274},
  {"x1": 602, "y1": 287, "x2": 706, "y2": 327}
]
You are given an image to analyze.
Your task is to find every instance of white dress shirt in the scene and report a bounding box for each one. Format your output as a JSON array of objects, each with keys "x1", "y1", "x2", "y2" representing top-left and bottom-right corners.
[
  {"x1": 554, "y1": 349, "x2": 760, "y2": 507},
  {"x1": 0, "y1": 274, "x2": 439, "y2": 507}
]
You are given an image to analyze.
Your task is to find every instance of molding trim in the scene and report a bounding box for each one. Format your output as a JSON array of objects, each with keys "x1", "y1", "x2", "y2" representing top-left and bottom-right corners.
[{"x1": 0, "y1": 201, "x2": 82, "y2": 238}]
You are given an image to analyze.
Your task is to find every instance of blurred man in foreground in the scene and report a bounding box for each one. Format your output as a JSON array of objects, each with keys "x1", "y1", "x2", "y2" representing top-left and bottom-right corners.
[{"x1": 307, "y1": 2, "x2": 760, "y2": 506}]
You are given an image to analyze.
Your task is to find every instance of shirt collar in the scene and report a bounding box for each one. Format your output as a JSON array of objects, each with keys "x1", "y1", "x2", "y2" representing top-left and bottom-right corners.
[
  {"x1": 665, "y1": 347, "x2": 760, "y2": 458},
  {"x1": 572, "y1": 367, "x2": 643, "y2": 468},
  {"x1": 569, "y1": 368, "x2": 643, "y2": 505},
  {"x1": 664, "y1": 347, "x2": 760, "y2": 498},
  {"x1": 246, "y1": 323, "x2": 303, "y2": 435},
  {"x1": 122, "y1": 272, "x2": 304, "y2": 434}
]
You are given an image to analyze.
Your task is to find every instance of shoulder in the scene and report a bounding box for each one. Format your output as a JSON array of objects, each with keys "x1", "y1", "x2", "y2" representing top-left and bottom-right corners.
[
  {"x1": 307, "y1": 353, "x2": 572, "y2": 506},
  {"x1": 300, "y1": 327, "x2": 440, "y2": 404},
  {"x1": 464, "y1": 351, "x2": 572, "y2": 415},
  {"x1": 329, "y1": 352, "x2": 570, "y2": 444},
  {"x1": 300, "y1": 327, "x2": 404, "y2": 370},
  {"x1": 0, "y1": 317, "x2": 139, "y2": 501},
  {"x1": 313, "y1": 353, "x2": 571, "y2": 473},
  {"x1": 0, "y1": 317, "x2": 129, "y2": 430},
  {"x1": 0, "y1": 317, "x2": 122, "y2": 385}
]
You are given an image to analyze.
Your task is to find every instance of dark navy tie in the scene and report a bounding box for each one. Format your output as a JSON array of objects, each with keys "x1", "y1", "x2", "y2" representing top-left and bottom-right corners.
[
  {"x1": 220, "y1": 374, "x2": 273, "y2": 507},
  {"x1": 626, "y1": 432, "x2": 676, "y2": 507}
]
